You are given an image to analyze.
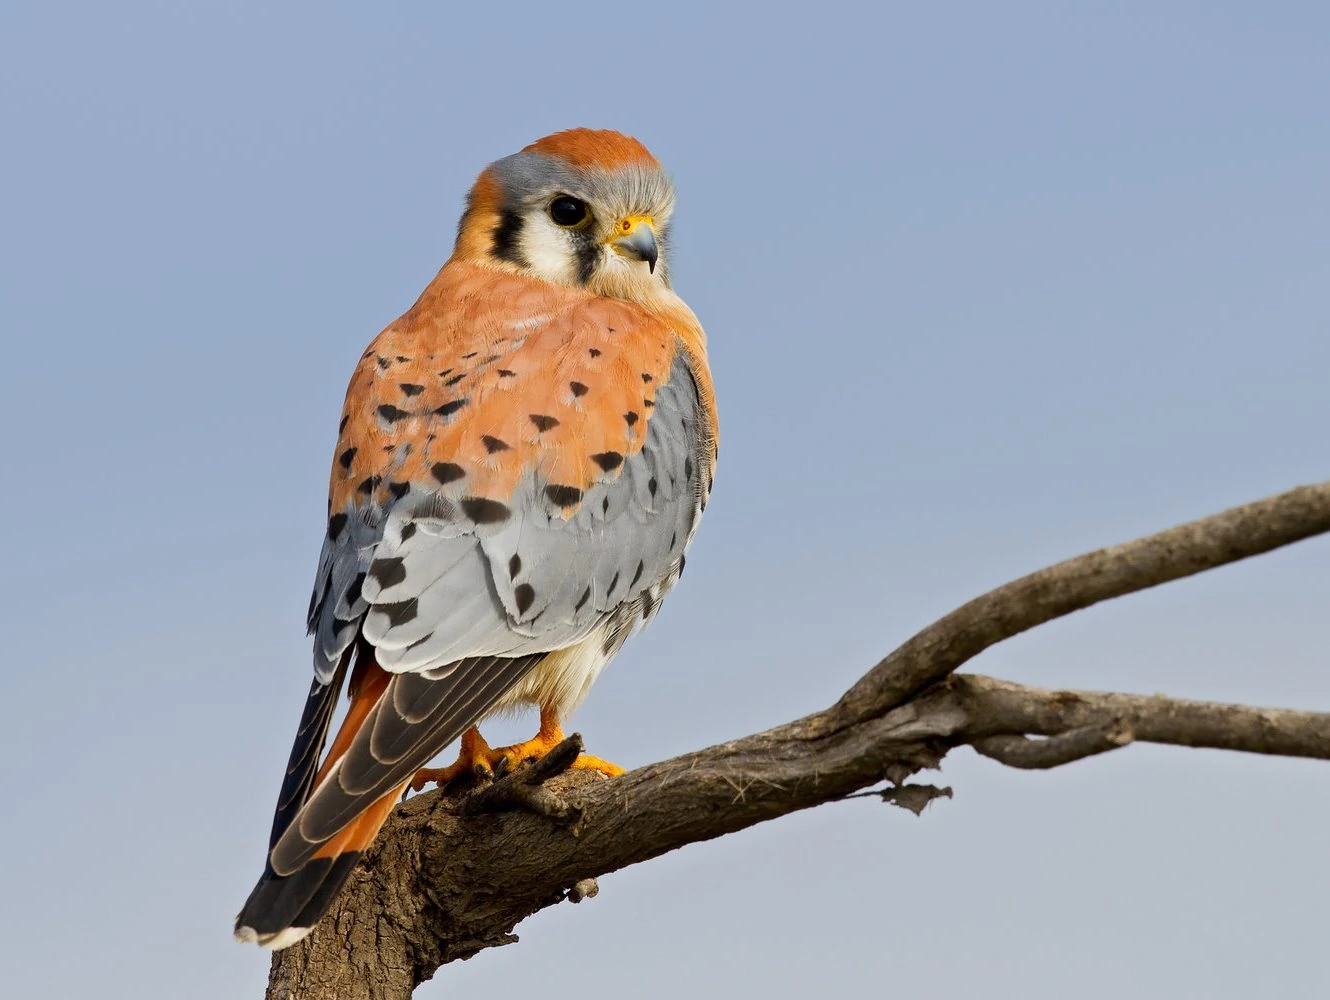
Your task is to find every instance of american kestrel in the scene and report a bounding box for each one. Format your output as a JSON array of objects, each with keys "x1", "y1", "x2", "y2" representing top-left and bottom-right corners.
[{"x1": 235, "y1": 129, "x2": 717, "y2": 949}]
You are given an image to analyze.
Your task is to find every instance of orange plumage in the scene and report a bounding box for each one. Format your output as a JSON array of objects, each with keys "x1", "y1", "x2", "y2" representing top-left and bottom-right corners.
[
  {"x1": 331, "y1": 263, "x2": 709, "y2": 516},
  {"x1": 521, "y1": 127, "x2": 659, "y2": 169}
]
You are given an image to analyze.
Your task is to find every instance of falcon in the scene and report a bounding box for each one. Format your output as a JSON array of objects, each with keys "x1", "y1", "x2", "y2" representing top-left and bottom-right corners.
[{"x1": 235, "y1": 128, "x2": 717, "y2": 949}]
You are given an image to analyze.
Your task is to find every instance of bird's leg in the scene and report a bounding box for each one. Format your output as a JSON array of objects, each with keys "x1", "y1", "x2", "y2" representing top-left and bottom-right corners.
[
  {"x1": 410, "y1": 726, "x2": 498, "y2": 791},
  {"x1": 491, "y1": 705, "x2": 625, "y2": 778}
]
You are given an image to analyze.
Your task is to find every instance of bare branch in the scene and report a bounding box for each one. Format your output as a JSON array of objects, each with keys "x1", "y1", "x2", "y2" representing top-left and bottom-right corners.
[
  {"x1": 830, "y1": 481, "x2": 1330, "y2": 729},
  {"x1": 954, "y1": 674, "x2": 1330, "y2": 759},
  {"x1": 264, "y1": 480, "x2": 1330, "y2": 999}
]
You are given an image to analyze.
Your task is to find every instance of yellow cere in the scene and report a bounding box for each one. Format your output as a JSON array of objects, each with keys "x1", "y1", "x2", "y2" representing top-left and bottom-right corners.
[{"x1": 608, "y1": 215, "x2": 655, "y2": 242}]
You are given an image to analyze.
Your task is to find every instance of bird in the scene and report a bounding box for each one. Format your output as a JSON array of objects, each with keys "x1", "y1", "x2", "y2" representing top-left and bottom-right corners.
[{"x1": 234, "y1": 128, "x2": 717, "y2": 950}]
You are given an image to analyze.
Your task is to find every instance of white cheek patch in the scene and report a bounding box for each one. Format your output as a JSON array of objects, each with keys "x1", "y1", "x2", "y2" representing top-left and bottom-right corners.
[{"x1": 518, "y1": 219, "x2": 584, "y2": 286}]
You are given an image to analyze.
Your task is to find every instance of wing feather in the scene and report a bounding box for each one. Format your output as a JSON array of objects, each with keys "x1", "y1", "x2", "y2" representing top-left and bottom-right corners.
[{"x1": 271, "y1": 652, "x2": 544, "y2": 874}]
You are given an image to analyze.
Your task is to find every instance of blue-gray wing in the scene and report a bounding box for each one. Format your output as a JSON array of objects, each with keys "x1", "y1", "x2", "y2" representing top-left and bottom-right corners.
[{"x1": 305, "y1": 347, "x2": 713, "y2": 681}]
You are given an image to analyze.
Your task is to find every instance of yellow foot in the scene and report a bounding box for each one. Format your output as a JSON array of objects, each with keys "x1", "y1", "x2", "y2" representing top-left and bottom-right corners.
[
  {"x1": 409, "y1": 710, "x2": 624, "y2": 793},
  {"x1": 568, "y1": 753, "x2": 625, "y2": 777},
  {"x1": 497, "y1": 728, "x2": 625, "y2": 781},
  {"x1": 491, "y1": 706, "x2": 625, "y2": 778},
  {"x1": 410, "y1": 726, "x2": 500, "y2": 791}
]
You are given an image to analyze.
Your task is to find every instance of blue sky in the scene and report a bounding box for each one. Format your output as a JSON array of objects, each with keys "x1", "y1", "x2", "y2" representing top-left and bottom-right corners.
[{"x1": 2, "y1": 3, "x2": 1328, "y2": 997}]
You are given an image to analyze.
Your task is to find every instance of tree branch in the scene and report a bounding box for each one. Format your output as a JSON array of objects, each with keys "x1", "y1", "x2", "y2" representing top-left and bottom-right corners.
[
  {"x1": 264, "y1": 481, "x2": 1330, "y2": 999},
  {"x1": 954, "y1": 674, "x2": 1330, "y2": 758},
  {"x1": 830, "y1": 481, "x2": 1330, "y2": 730}
]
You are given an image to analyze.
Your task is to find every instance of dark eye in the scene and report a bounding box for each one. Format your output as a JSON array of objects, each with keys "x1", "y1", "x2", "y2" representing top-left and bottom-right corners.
[{"x1": 548, "y1": 196, "x2": 589, "y2": 228}]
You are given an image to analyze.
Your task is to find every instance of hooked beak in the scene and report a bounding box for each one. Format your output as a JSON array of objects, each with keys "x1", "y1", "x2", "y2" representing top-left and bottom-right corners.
[{"x1": 609, "y1": 215, "x2": 659, "y2": 273}]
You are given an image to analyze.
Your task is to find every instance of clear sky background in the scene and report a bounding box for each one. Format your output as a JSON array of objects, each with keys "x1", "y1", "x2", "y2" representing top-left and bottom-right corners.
[{"x1": 2, "y1": 3, "x2": 1328, "y2": 998}]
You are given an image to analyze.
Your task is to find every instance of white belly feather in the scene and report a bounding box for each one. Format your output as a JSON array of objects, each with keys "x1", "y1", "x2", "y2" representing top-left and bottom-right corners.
[{"x1": 491, "y1": 624, "x2": 615, "y2": 719}]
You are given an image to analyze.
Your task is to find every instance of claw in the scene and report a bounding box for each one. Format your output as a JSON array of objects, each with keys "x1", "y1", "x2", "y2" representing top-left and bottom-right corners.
[{"x1": 410, "y1": 726, "x2": 496, "y2": 792}]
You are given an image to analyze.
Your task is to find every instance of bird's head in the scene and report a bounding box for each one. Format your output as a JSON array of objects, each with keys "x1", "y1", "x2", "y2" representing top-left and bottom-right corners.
[{"x1": 453, "y1": 128, "x2": 676, "y2": 302}]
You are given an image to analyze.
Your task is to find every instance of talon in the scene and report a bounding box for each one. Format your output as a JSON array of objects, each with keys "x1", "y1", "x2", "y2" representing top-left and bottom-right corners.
[
  {"x1": 410, "y1": 726, "x2": 496, "y2": 792},
  {"x1": 407, "y1": 710, "x2": 626, "y2": 796},
  {"x1": 409, "y1": 769, "x2": 438, "y2": 793}
]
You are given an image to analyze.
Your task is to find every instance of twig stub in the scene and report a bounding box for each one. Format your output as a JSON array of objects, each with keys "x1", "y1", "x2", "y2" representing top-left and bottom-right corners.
[{"x1": 972, "y1": 723, "x2": 1134, "y2": 770}]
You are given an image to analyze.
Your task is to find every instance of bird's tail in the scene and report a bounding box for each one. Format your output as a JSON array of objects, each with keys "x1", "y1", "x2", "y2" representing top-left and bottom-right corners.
[
  {"x1": 233, "y1": 783, "x2": 405, "y2": 950},
  {"x1": 234, "y1": 646, "x2": 402, "y2": 950},
  {"x1": 235, "y1": 646, "x2": 546, "y2": 949}
]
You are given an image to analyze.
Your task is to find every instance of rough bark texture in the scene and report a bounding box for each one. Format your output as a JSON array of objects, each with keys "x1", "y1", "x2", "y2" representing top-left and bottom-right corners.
[{"x1": 263, "y1": 481, "x2": 1330, "y2": 1000}]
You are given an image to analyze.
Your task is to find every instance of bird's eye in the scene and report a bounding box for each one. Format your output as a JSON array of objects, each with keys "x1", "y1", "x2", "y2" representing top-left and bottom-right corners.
[{"x1": 547, "y1": 196, "x2": 589, "y2": 228}]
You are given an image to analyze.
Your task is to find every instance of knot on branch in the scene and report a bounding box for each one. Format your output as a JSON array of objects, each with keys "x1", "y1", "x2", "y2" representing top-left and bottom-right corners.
[{"x1": 566, "y1": 878, "x2": 599, "y2": 903}]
